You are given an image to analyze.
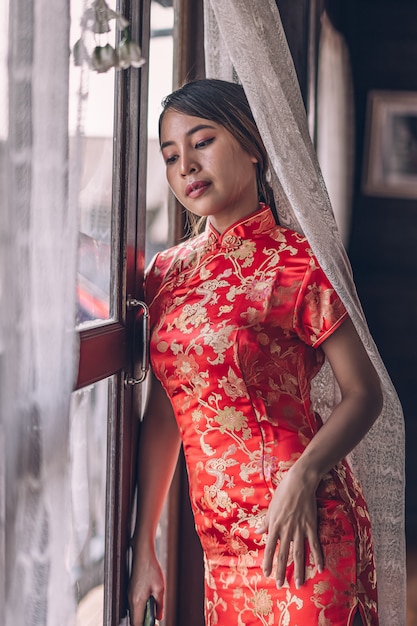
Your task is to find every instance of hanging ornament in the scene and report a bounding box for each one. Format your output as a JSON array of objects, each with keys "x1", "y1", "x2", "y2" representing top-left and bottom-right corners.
[{"x1": 73, "y1": 0, "x2": 145, "y2": 73}]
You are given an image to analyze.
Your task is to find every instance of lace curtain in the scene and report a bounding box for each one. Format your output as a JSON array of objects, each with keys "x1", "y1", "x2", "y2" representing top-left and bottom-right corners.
[
  {"x1": 1, "y1": 0, "x2": 79, "y2": 623},
  {"x1": 204, "y1": 1, "x2": 406, "y2": 624},
  {"x1": 0, "y1": 0, "x2": 8, "y2": 615}
]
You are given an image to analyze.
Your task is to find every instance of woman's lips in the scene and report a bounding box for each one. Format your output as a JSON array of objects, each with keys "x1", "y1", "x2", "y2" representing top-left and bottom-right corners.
[{"x1": 185, "y1": 180, "x2": 211, "y2": 198}]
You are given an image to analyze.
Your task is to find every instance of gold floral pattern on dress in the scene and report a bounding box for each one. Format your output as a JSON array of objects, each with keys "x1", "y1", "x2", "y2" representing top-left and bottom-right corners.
[
  {"x1": 250, "y1": 588, "x2": 273, "y2": 616},
  {"x1": 218, "y1": 368, "x2": 249, "y2": 400},
  {"x1": 145, "y1": 205, "x2": 378, "y2": 625}
]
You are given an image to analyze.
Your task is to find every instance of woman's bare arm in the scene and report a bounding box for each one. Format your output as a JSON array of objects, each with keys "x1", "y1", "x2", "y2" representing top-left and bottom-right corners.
[
  {"x1": 258, "y1": 317, "x2": 383, "y2": 588},
  {"x1": 128, "y1": 372, "x2": 181, "y2": 625}
]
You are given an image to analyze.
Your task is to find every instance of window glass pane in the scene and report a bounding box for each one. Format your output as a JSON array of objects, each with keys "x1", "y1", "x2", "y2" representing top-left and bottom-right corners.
[
  {"x1": 146, "y1": 0, "x2": 173, "y2": 264},
  {"x1": 70, "y1": 0, "x2": 117, "y2": 327},
  {"x1": 70, "y1": 376, "x2": 113, "y2": 624}
]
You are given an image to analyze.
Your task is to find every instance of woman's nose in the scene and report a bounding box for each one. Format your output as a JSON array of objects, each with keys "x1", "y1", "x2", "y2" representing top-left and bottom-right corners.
[{"x1": 180, "y1": 154, "x2": 199, "y2": 176}]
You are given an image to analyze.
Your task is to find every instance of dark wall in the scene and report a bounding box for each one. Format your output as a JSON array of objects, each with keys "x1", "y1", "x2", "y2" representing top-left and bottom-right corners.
[
  {"x1": 277, "y1": 0, "x2": 311, "y2": 105},
  {"x1": 343, "y1": 0, "x2": 417, "y2": 537}
]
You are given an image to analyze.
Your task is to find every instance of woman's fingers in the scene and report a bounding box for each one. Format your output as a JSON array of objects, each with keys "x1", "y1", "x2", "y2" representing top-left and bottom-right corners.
[
  {"x1": 128, "y1": 594, "x2": 163, "y2": 626},
  {"x1": 259, "y1": 473, "x2": 323, "y2": 588},
  {"x1": 274, "y1": 536, "x2": 290, "y2": 588},
  {"x1": 262, "y1": 527, "x2": 278, "y2": 577},
  {"x1": 154, "y1": 593, "x2": 164, "y2": 621},
  {"x1": 262, "y1": 525, "x2": 323, "y2": 588},
  {"x1": 127, "y1": 597, "x2": 145, "y2": 626},
  {"x1": 291, "y1": 532, "x2": 305, "y2": 588},
  {"x1": 307, "y1": 527, "x2": 324, "y2": 574},
  {"x1": 128, "y1": 579, "x2": 164, "y2": 625},
  {"x1": 128, "y1": 589, "x2": 148, "y2": 626}
]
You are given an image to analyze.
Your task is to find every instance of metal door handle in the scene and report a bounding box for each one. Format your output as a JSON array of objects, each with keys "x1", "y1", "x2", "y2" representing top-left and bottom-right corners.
[{"x1": 124, "y1": 299, "x2": 149, "y2": 387}]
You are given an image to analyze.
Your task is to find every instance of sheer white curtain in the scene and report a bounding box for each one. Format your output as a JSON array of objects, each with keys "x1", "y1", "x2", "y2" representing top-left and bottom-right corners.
[
  {"x1": 204, "y1": 1, "x2": 406, "y2": 624},
  {"x1": 1, "y1": 0, "x2": 80, "y2": 623},
  {"x1": 0, "y1": 1, "x2": 9, "y2": 615}
]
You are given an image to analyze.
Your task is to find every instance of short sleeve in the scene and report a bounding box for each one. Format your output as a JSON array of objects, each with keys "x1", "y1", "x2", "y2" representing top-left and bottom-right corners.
[
  {"x1": 294, "y1": 256, "x2": 348, "y2": 347},
  {"x1": 144, "y1": 247, "x2": 183, "y2": 306},
  {"x1": 143, "y1": 253, "x2": 162, "y2": 306}
]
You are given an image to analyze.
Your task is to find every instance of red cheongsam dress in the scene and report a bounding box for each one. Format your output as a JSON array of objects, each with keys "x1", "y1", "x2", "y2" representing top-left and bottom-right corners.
[{"x1": 145, "y1": 204, "x2": 378, "y2": 625}]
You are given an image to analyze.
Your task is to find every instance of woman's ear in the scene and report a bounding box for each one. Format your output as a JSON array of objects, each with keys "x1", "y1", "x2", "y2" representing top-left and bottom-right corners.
[{"x1": 250, "y1": 155, "x2": 259, "y2": 164}]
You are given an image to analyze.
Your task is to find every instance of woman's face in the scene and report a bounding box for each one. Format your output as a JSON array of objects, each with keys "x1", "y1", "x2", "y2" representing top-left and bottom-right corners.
[{"x1": 160, "y1": 110, "x2": 259, "y2": 233}]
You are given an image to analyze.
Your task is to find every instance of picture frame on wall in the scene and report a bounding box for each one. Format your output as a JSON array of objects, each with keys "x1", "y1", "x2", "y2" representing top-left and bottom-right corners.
[{"x1": 362, "y1": 90, "x2": 417, "y2": 198}]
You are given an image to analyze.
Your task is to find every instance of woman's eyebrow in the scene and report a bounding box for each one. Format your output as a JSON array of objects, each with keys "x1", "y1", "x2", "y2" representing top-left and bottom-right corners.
[{"x1": 160, "y1": 123, "x2": 216, "y2": 151}]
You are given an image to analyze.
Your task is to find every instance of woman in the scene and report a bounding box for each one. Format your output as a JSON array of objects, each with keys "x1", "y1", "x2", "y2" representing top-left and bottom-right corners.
[{"x1": 128, "y1": 79, "x2": 383, "y2": 626}]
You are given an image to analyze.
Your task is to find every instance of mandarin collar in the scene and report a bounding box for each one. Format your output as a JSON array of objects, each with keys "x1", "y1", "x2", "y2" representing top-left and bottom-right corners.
[{"x1": 204, "y1": 204, "x2": 276, "y2": 251}]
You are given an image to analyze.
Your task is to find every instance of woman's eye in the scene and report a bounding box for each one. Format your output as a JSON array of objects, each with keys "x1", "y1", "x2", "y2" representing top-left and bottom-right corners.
[
  {"x1": 165, "y1": 154, "x2": 178, "y2": 165},
  {"x1": 195, "y1": 138, "x2": 214, "y2": 149}
]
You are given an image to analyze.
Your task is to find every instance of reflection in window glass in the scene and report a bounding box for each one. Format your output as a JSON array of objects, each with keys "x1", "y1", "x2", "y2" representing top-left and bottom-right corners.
[
  {"x1": 146, "y1": 0, "x2": 174, "y2": 264},
  {"x1": 70, "y1": 0, "x2": 117, "y2": 327},
  {"x1": 70, "y1": 377, "x2": 112, "y2": 623}
]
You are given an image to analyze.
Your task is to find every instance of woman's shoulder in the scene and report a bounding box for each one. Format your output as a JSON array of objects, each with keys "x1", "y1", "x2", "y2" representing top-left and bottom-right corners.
[
  {"x1": 149, "y1": 234, "x2": 204, "y2": 272},
  {"x1": 144, "y1": 234, "x2": 204, "y2": 294},
  {"x1": 269, "y1": 223, "x2": 314, "y2": 262}
]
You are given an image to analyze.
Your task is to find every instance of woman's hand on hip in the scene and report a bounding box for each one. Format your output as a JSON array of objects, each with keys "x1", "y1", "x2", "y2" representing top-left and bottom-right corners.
[{"x1": 255, "y1": 466, "x2": 323, "y2": 589}]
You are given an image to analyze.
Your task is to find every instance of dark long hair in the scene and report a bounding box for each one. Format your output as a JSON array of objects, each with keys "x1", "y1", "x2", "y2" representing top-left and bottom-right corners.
[{"x1": 158, "y1": 79, "x2": 277, "y2": 232}]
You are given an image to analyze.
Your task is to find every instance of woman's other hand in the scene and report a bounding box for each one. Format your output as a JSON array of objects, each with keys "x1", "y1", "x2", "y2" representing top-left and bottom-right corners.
[
  {"x1": 128, "y1": 545, "x2": 165, "y2": 625},
  {"x1": 128, "y1": 373, "x2": 181, "y2": 625}
]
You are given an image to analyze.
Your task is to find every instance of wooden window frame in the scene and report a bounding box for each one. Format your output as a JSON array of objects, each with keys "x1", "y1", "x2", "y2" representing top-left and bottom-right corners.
[{"x1": 74, "y1": 0, "x2": 151, "y2": 623}]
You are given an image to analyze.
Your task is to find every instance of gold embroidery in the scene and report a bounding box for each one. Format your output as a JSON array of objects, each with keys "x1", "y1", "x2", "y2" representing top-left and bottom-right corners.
[{"x1": 147, "y1": 208, "x2": 377, "y2": 624}]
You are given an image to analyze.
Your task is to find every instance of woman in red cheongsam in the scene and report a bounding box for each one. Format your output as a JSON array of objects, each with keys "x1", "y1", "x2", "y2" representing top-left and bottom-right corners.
[{"x1": 128, "y1": 79, "x2": 383, "y2": 626}]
